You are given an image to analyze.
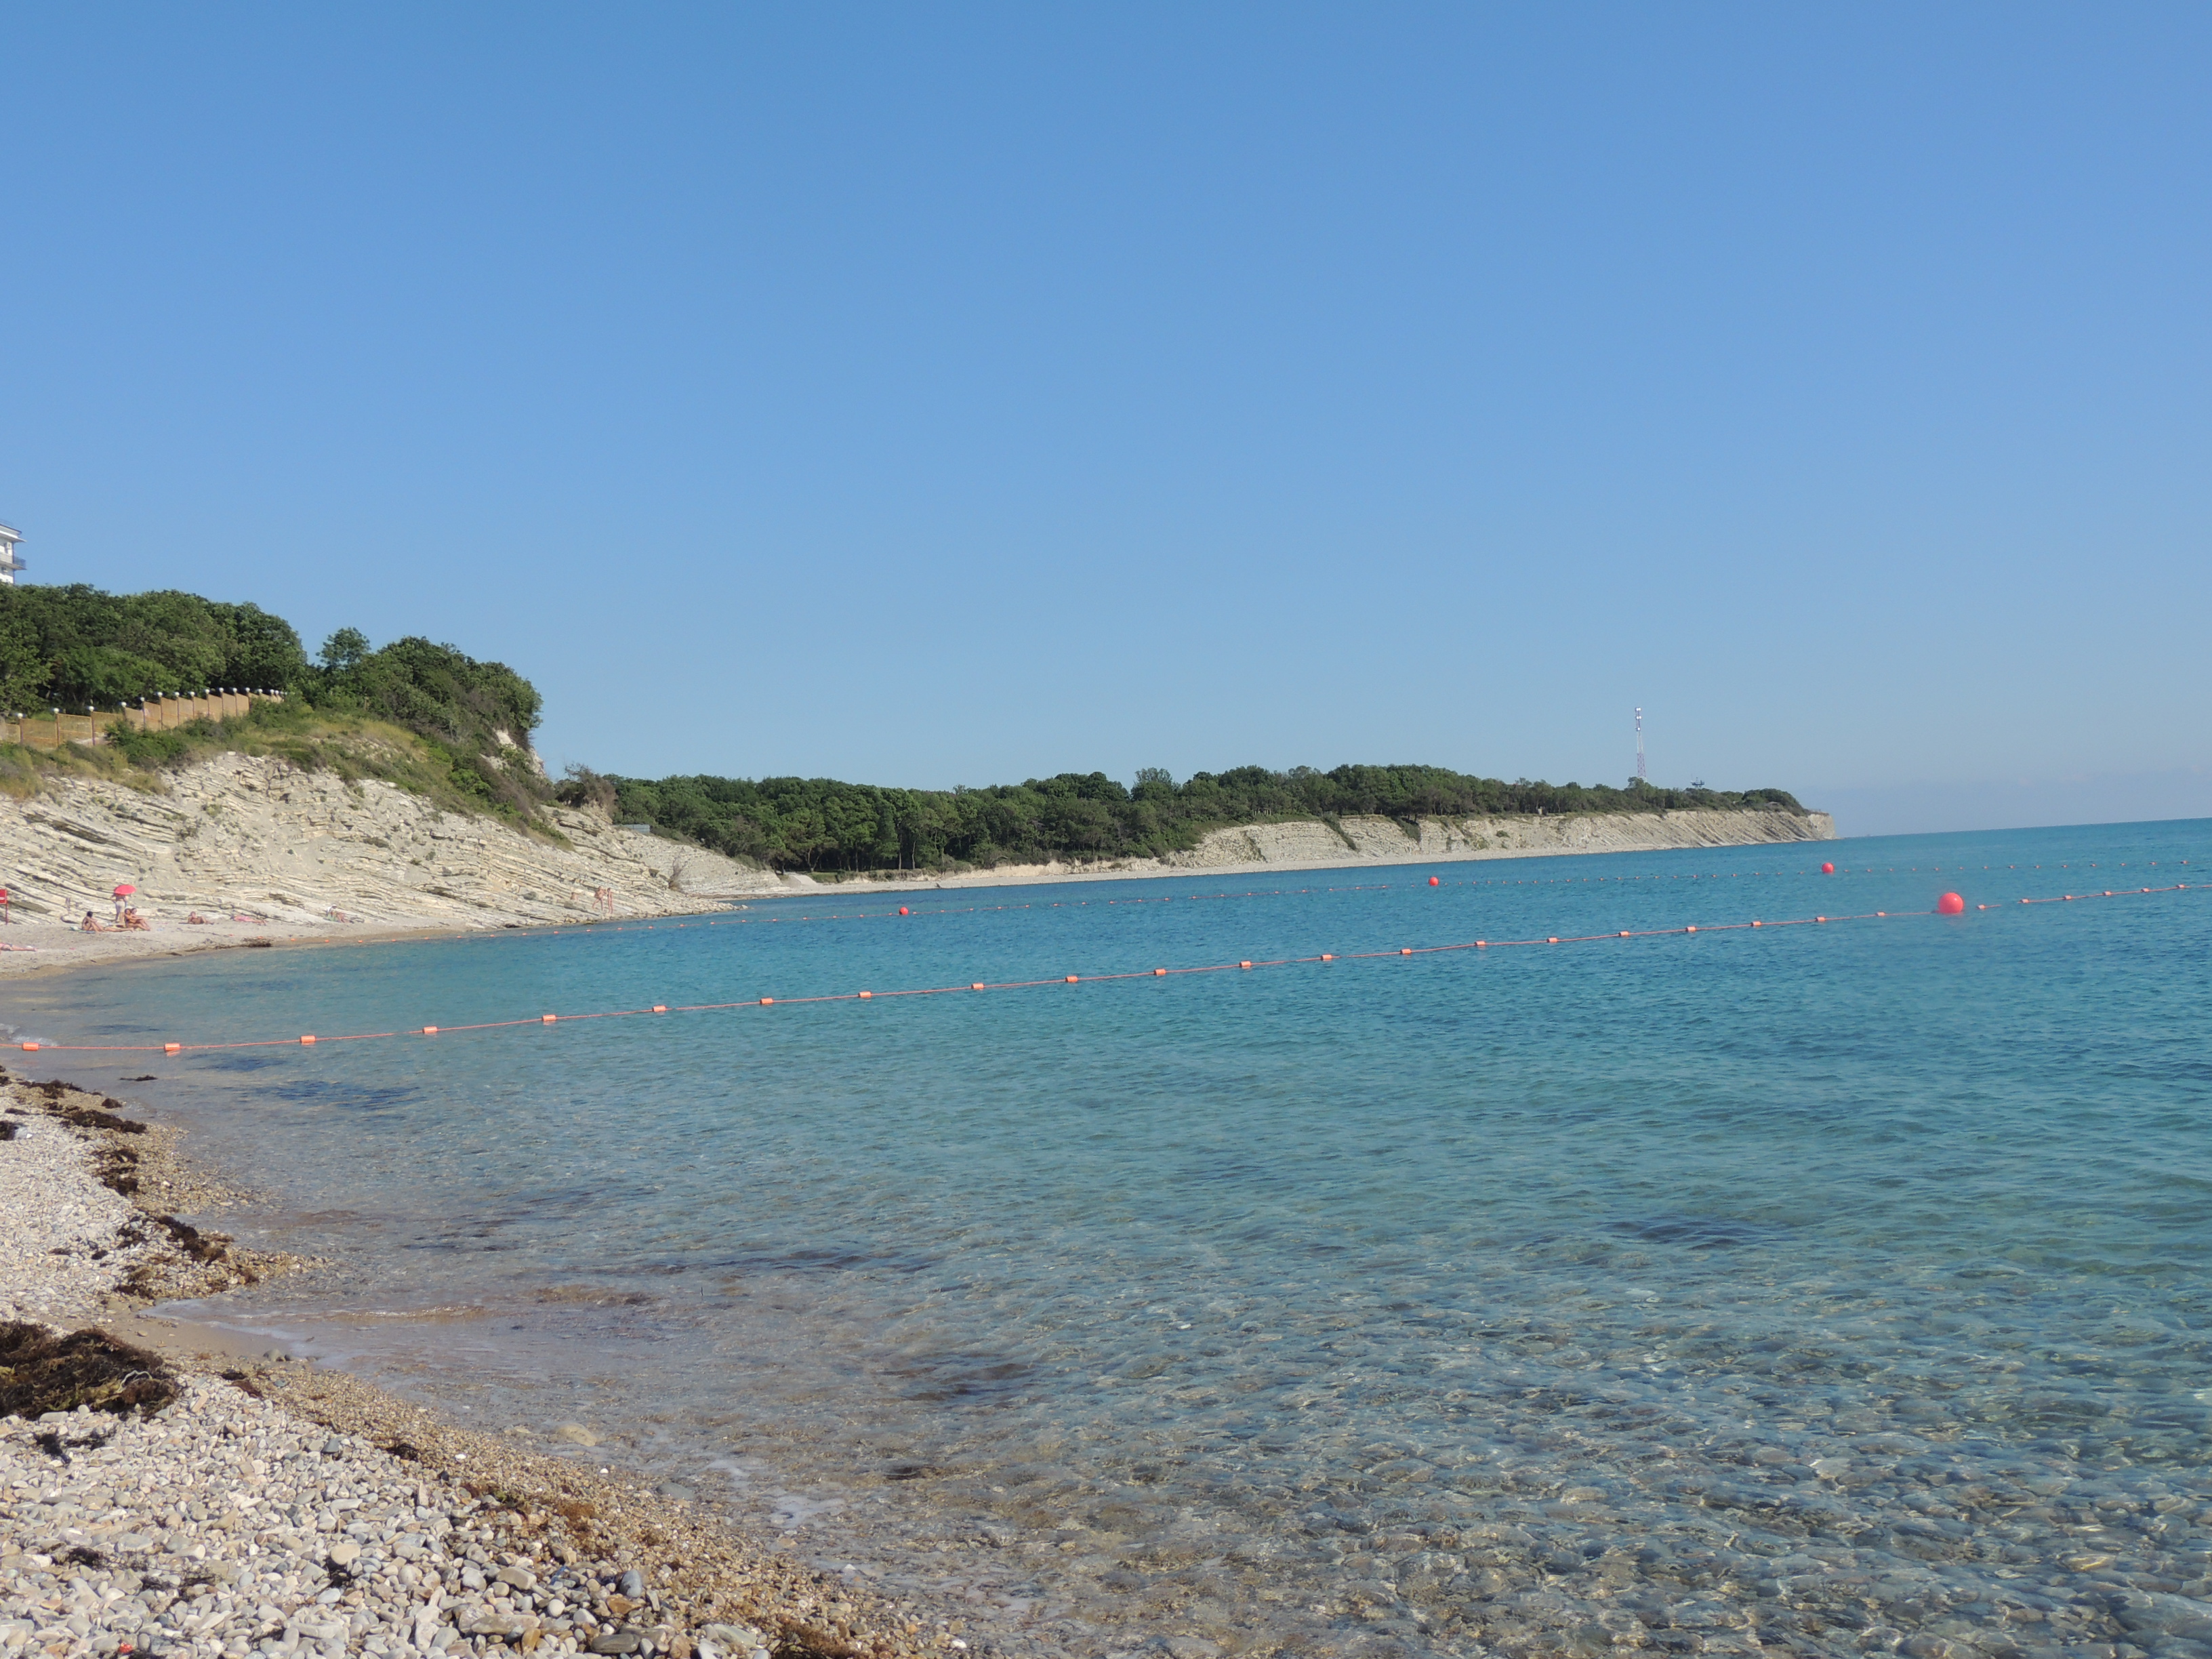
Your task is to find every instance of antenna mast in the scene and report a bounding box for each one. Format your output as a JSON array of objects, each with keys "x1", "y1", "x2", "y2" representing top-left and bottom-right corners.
[{"x1": 1635, "y1": 707, "x2": 1645, "y2": 784}]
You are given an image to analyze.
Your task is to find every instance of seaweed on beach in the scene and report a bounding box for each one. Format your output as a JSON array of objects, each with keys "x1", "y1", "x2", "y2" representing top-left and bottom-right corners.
[
  {"x1": 0, "y1": 1322, "x2": 178, "y2": 1418},
  {"x1": 28, "y1": 1080, "x2": 150, "y2": 1135},
  {"x1": 94, "y1": 1140, "x2": 142, "y2": 1195},
  {"x1": 115, "y1": 1212, "x2": 230, "y2": 1263},
  {"x1": 158, "y1": 1214, "x2": 230, "y2": 1262},
  {"x1": 33, "y1": 1426, "x2": 111, "y2": 1461},
  {"x1": 771, "y1": 1620, "x2": 877, "y2": 1659}
]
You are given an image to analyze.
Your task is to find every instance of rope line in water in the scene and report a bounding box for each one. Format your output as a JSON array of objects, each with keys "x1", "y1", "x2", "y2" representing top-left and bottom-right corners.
[
  {"x1": 478, "y1": 856, "x2": 2194, "y2": 936},
  {"x1": 16, "y1": 882, "x2": 2201, "y2": 1057}
]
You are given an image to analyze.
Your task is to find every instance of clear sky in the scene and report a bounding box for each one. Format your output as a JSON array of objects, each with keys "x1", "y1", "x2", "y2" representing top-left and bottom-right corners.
[{"x1": 3, "y1": 5, "x2": 2207, "y2": 835}]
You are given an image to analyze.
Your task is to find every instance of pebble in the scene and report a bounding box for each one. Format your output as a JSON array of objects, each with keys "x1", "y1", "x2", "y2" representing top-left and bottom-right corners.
[
  {"x1": 0, "y1": 1115, "x2": 152, "y2": 1324},
  {"x1": 0, "y1": 1380, "x2": 697, "y2": 1659}
]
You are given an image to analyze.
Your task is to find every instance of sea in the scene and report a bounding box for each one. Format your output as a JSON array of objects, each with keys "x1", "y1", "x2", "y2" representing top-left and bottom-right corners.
[{"x1": 5, "y1": 821, "x2": 2211, "y2": 1658}]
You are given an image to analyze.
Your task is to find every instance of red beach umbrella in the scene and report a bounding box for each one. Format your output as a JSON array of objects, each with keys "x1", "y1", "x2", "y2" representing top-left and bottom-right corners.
[{"x1": 113, "y1": 883, "x2": 136, "y2": 897}]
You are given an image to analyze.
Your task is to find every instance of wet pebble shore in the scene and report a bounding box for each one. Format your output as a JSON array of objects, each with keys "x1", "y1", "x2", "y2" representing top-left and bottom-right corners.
[{"x1": 0, "y1": 1078, "x2": 946, "y2": 1659}]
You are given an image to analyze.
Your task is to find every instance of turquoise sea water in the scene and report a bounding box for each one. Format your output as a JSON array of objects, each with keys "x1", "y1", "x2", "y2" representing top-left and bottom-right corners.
[{"x1": 7, "y1": 822, "x2": 2212, "y2": 1658}]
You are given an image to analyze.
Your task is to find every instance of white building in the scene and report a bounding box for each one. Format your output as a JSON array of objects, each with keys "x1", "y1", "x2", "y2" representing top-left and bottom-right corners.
[{"x1": 0, "y1": 524, "x2": 22, "y2": 585}]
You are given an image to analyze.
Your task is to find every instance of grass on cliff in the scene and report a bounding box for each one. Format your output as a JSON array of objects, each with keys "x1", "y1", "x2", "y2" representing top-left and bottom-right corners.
[{"x1": 0, "y1": 698, "x2": 561, "y2": 836}]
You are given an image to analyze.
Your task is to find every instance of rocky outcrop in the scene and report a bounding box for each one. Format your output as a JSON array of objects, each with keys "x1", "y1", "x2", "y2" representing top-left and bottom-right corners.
[
  {"x1": 0, "y1": 752, "x2": 785, "y2": 935},
  {"x1": 1166, "y1": 808, "x2": 1835, "y2": 869}
]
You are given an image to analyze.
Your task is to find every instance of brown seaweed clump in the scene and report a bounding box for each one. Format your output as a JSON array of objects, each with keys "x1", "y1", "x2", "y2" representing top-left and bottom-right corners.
[
  {"x1": 0, "y1": 1322, "x2": 178, "y2": 1418},
  {"x1": 28, "y1": 1080, "x2": 152, "y2": 1135}
]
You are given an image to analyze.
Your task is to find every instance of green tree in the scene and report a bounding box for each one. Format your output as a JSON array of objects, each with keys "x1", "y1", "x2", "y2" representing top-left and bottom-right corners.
[{"x1": 320, "y1": 628, "x2": 371, "y2": 672}]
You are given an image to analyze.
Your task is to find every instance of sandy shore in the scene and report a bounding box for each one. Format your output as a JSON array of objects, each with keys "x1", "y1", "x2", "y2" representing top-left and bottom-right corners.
[
  {"x1": 0, "y1": 918, "x2": 501, "y2": 983},
  {"x1": 0, "y1": 1073, "x2": 968, "y2": 1659}
]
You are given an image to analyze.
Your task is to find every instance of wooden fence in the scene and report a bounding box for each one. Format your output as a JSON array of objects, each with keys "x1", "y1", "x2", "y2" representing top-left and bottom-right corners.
[{"x1": 1, "y1": 690, "x2": 284, "y2": 751}]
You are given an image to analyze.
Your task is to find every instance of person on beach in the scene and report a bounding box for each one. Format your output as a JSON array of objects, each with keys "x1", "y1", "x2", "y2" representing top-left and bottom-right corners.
[
  {"x1": 81, "y1": 910, "x2": 104, "y2": 933},
  {"x1": 186, "y1": 911, "x2": 209, "y2": 925}
]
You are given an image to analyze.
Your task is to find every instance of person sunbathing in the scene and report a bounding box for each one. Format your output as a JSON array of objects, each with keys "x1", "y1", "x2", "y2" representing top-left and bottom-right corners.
[
  {"x1": 186, "y1": 911, "x2": 209, "y2": 925},
  {"x1": 121, "y1": 908, "x2": 151, "y2": 931},
  {"x1": 80, "y1": 911, "x2": 105, "y2": 933}
]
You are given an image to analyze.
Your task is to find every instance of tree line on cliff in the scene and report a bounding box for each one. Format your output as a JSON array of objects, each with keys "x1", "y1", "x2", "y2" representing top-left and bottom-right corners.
[
  {"x1": 0, "y1": 583, "x2": 1805, "y2": 867},
  {"x1": 0, "y1": 583, "x2": 542, "y2": 819},
  {"x1": 0, "y1": 585, "x2": 538, "y2": 749},
  {"x1": 578, "y1": 766, "x2": 1808, "y2": 874}
]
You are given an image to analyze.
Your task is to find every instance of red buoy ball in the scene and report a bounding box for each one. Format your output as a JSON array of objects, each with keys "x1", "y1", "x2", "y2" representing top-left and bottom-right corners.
[
  {"x1": 1429, "y1": 876, "x2": 1440, "y2": 886},
  {"x1": 1937, "y1": 892, "x2": 1965, "y2": 915},
  {"x1": 1821, "y1": 862, "x2": 1835, "y2": 874},
  {"x1": 898, "y1": 906, "x2": 909, "y2": 916}
]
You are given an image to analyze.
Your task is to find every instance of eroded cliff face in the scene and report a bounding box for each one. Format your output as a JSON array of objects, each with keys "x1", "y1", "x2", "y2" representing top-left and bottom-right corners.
[
  {"x1": 0, "y1": 752, "x2": 781, "y2": 935},
  {"x1": 1167, "y1": 808, "x2": 1836, "y2": 869},
  {"x1": 0, "y1": 753, "x2": 1835, "y2": 939}
]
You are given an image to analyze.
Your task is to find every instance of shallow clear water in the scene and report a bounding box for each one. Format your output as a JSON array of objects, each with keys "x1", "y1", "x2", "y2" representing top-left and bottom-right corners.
[{"x1": 8, "y1": 823, "x2": 2212, "y2": 1658}]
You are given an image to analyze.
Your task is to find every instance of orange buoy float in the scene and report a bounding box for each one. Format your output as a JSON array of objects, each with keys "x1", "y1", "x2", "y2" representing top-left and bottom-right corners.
[{"x1": 1937, "y1": 892, "x2": 1965, "y2": 915}]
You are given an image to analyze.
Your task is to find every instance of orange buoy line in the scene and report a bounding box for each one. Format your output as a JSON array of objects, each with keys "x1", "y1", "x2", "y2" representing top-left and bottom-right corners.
[
  {"x1": 453, "y1": 855, "x2": 2196, "y2": 942},
  {"x1": 14, "y1": 882, "x2": 2200, "y2": 1057}
]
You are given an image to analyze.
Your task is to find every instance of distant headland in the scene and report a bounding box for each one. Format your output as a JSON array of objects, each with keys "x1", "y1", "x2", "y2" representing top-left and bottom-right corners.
[{"x1": 0, "y1": 583, "x2": 1832, "y2": 951}]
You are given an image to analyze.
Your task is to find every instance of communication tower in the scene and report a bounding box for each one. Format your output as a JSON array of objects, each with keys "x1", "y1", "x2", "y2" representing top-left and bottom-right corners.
[
  {"x1": 0, "y1": 524, "x2": 22, "y2": 586},
  {"x1": 1635, "y1": 706, "x2": 1645, "y2": 783}
]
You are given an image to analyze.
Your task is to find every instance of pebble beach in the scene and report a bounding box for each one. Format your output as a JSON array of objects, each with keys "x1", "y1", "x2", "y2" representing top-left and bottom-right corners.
[{"x1": 0, "y1": 1076, "x2": 945, "y2": 1659}]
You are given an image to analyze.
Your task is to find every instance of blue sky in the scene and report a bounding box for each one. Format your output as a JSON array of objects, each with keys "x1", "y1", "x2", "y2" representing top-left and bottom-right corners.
[{"x1": 3, "y1": 5, "x2": 2207, "y2": 834}]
